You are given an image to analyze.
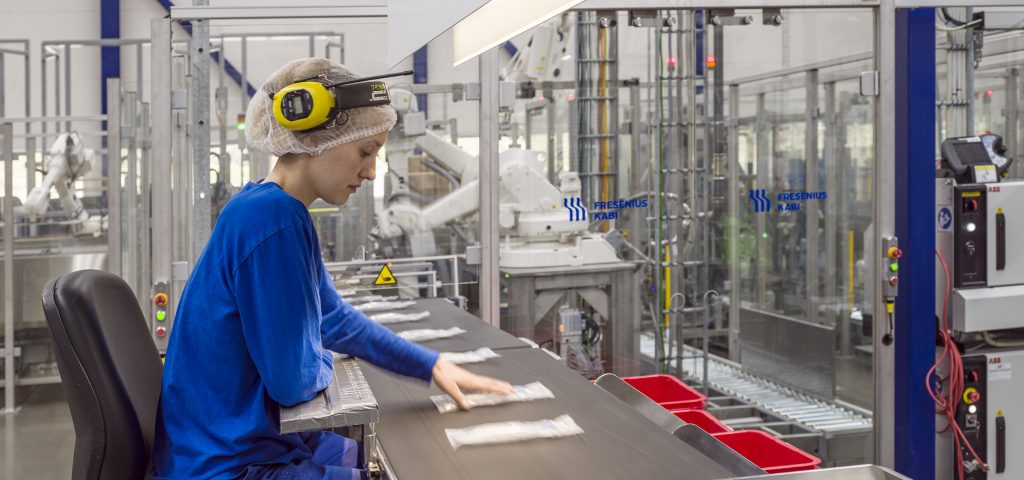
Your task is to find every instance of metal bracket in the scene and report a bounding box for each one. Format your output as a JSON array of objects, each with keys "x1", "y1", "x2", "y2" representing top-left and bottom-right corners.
[
  {"x1": 860, "y1": 71, "x2": 879, "y2": 97},
  {"x1": 763, "y1": 8, "x2": 784, "y2": 26},
  {"x1": 710, "y1": 9, "x2": 753, "y2": 26},
  {"x1": 628, "y1": 10, "x2": 674, "y2": 28}
]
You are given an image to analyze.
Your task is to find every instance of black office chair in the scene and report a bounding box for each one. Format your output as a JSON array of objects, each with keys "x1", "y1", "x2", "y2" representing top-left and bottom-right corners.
[{"x1": 42, "y1": 269, "x2": 162, "y2": 480}]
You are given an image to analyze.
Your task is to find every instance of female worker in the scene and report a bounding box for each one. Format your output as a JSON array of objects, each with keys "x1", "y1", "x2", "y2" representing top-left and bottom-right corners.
[{"x1": 152, "y1": 58, "x2": 512, "y2": 480}]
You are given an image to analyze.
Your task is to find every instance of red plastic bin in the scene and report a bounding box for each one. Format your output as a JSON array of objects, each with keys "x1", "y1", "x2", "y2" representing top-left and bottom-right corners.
[
  {"x1": 671, "y1": 409, "x2": 733, "y2": 434},
  {"x1": 712, "y1": 430, "x2": 821, "y2": 474},
  {"x1": 621, "y1": 374, "x2": 707, "y2": 410}
]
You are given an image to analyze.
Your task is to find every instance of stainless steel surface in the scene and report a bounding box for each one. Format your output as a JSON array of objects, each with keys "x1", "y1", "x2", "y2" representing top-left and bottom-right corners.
[
  {"x1": 479, "y1": 47, "x2": 500, "y2": 328},
  {"x1": 736, "y1": 464, "x2": 909, "y2": 479},
  {"x1": 501, "y1": 262, "x2": 641, "y2": 375},
  {"x1": 279, "y1": 356, "x2": 379, "y2": 434},
  {"x1": 739, "y1": 308, "x2": 836, "y2": 400}
]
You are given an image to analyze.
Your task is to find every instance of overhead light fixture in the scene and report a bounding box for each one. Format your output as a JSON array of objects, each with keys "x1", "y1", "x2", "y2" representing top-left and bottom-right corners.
[{"x1": 451, "y1": 0, "x2": 585, "y2": 66}]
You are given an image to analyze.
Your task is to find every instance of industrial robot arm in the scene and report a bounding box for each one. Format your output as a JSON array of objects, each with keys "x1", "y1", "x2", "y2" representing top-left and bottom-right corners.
[
  {"x1": 18, "y1": 132, "x2": 103, "y2": 235},
  {"x1": 377, "y1": 147, "x2": 585, "y2": 240}
]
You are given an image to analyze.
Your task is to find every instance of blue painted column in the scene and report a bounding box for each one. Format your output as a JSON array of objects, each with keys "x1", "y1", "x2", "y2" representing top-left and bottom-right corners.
[
  {"x1": 101, "y1": 0, "x2": 120, "y2": 115},
  {"x1": 893, "y1": 7, "x2": 936, "y2": 480},
  {"x1": 413, "y1": 46, "x2": 428, "y2": 120}
]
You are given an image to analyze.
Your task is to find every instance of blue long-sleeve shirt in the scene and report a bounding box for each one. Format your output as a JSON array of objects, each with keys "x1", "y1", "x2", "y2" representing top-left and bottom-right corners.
[{"x1": 153, "y1": 181, "x2": 439, "y2": 479}]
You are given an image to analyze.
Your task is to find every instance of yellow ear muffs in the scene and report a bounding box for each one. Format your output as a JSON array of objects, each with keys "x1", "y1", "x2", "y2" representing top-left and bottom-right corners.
[{"x1": 272, "y1": 81, "x2": 336, "y2": 132}]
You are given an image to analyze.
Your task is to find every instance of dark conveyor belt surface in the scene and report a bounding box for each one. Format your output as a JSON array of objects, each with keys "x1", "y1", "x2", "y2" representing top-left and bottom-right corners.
[
  {"x1": 360, "y1": 347, "x2": 734, "y2": 480},
  {"x1": 378, "y1": 298, "x2": 530, "y2": 351}
]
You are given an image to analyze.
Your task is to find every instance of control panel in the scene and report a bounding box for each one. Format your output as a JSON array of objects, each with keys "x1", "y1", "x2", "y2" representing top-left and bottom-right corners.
[
  {"x1": 152, "y1": 281, "x2": 170, "y2": 348},
  {"x1": 955, "y1": 355, "x2": 988, "y2": 479},
  {"x1": 954, "y1": 185, "x2": 988, "y2": 288}
]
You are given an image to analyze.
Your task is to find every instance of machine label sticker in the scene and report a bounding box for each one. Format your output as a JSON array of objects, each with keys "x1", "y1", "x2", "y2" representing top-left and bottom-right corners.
[
  {"x1": 989, "y1": 358, "x2": 1012, "y2": 382},
  {"x1": 748, "y1": 189, "x2": 827, "y2": 213},
  {"x1": 374, "y1": 264, "x2": 397, "y2": 285},
  {"x1": 563, "y1": 197, "x2": 587, "y2": 221},
  {"x1": 589, "y1": 198, "x2": 647, "y2": 220},
  {"x1": 938, "y1": 206, "x2": 953, "y2": 232}
]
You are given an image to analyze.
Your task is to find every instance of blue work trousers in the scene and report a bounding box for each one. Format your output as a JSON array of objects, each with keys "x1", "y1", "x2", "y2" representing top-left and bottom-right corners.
[{"x1": 241, "y1": 431, "x2": 363, "y2": 480}]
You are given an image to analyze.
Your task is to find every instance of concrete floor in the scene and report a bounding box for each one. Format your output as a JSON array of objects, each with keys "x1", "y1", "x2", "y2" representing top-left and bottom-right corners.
[{"x1": 0, "y1": 385, "x2": 75, "y2": 480}]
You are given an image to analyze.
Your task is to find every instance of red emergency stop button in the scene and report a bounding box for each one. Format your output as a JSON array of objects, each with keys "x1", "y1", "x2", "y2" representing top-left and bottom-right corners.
[
  {"x1": 963, "y1": 387, "x2": 981, "y2": 404},
  {"x1": 156, "y1": 326, "x2": 167, "y2": 338},
  {"x1": 887, "y1": 247, "x2": 903, "y2": 260},
  {"x1": 154, "y1": 293, "x2": 168, "y2": 307}
]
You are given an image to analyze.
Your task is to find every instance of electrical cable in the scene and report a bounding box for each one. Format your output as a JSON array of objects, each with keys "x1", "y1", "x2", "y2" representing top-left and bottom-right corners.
[
  {"x1": 930, "y1": 250, "x2": 990, "y2": 479},
  {"x1": 939, "y1": 8, "x2": 967, "y2": 26},
  {"x1": 935, "y1": 20, "x2": 982, "y2": 32}
]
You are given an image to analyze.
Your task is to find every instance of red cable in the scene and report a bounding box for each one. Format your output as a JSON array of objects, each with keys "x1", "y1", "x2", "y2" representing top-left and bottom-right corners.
[{"x1": 931, "y1": 250, "x2": 990, "y2": 479}]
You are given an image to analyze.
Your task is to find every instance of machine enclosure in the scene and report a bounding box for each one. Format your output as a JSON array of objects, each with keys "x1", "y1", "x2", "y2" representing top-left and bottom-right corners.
[
  {"x1": 936, "y1": 179, "x2": 1024, "y2": 332},
  {"x1": 935, "y1": 349, "x2": 1022, "y2": 480}
]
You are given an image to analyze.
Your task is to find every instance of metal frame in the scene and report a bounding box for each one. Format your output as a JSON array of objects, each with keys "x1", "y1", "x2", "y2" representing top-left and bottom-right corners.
[{"x1": 169, "y1": 5, "x2": 387, "y2": 20}]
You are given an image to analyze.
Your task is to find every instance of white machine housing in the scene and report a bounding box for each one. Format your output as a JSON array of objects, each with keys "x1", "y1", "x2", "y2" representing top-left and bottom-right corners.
[{"x1": 936, "y1": 179, "x2": 1024, "y2": 332}]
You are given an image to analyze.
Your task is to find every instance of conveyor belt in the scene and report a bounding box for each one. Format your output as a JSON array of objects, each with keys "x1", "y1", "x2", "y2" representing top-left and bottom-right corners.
[
  {"x1": 379, "y1": 298, "x2": 530, "y2": 351},
  {"x1": 360, "y1": 347, "x2": 736, "y2": 480}
]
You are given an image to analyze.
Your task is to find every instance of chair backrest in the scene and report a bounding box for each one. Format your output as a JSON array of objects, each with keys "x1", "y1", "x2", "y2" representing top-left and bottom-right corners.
[{"x1": 42, "y1": 269, "x2": 162, "y2": 480}]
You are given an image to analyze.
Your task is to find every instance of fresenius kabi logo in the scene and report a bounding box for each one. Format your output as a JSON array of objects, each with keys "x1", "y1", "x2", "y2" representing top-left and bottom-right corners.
[
  {"x1": 563, "y1": 197, "x2": 587, "y2": 222},
  {"x1": 749, "y1": 189, "x2": 771, "y2": 213}
]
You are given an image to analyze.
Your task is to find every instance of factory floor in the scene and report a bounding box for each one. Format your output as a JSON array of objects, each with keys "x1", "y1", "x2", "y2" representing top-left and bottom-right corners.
[{"x1": 0, "y1": 385, "x2": 75, "y2": 480}]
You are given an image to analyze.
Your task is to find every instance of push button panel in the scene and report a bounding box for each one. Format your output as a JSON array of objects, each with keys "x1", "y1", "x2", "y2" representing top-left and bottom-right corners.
[
  {"x1": 152, "y1": 281, "x2": 171, "y2": 348},
  {"x1": 953, "y1": 186, "x2": 988, "y2": 288}
]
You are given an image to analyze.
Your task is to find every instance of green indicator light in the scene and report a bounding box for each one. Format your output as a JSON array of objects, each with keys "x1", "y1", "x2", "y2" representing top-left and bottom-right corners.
[
  {"x1": 762, "y1": 232, "x2": 768, "y2": 238},
  {"x1": 890, "y1": 263, "x2": 899, "y2": 272},
  {"x1": 156, "y1": 310, "x2": 167, "y2": 321},
  {"x1": 236, "y1": 122, "x2": 246, "y2": 131}
]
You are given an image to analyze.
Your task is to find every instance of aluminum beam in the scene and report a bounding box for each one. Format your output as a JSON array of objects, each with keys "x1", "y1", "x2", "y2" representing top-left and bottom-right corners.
[
  {"x1": 151, "y1": 18, "x2": 174, "y2": 349},
  {"x1": 190, "y1": 1, "x2": 212, "y2": 261},
  {"x1": 873, "y1": 0, "x2": 896, "y2": 468},
  {"x1": 2, "y1": 122, "x2": 13, "y2": 414},
  {"x1": 106, "y1": 77, "x2": 122, "y2": 277},
  {"x1": 805, "y1": 69, "x2": 820, "y2": 323},
  {"x1": 170, "y1": 5, "x2": 386, "y2": 20},
  {"x1": 479, "y1": 48, "x2": 500, "y2": 327}
]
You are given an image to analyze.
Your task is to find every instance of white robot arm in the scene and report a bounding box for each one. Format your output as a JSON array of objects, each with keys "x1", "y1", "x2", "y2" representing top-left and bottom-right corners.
[
  {"x1": 18, "y1": 132, "x2": 103, "y2": 235},
  {"x1": 378, "y1": 147, "x2": 586, "y2": 240}
]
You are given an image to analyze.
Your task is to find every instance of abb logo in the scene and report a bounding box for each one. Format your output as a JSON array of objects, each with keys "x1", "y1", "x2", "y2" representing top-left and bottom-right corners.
[
  {"x1": 989, "y1": 357, "x2": 1002, "y2": 365},
  {"x1": 989, "y1": 186, "x2": 1001, "y2": 193}
]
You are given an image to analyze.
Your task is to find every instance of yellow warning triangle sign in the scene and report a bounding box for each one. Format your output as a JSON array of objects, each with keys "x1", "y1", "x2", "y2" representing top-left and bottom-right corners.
[{"x1": 374, "y1": 264, "x2": 397, "y2": 285}]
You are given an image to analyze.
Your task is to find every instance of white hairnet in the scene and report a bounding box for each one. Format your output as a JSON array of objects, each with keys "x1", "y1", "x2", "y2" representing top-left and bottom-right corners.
[{"x1": 245, "y1": 58, "x2": 398, "y2": 157}]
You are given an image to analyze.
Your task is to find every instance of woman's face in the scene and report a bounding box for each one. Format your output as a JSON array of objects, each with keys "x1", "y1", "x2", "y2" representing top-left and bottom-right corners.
[{"x1": 308, "y1": 131, "x2": 388, "y2": 205}]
